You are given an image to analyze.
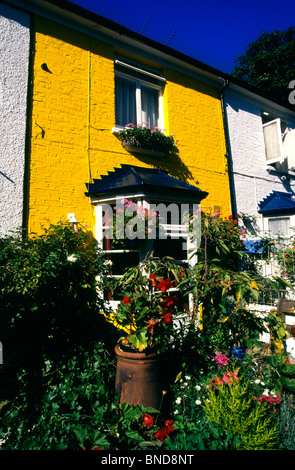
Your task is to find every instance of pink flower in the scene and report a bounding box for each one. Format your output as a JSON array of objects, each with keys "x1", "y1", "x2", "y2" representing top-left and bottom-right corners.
[{"x1": 214, "y1": 354, "x2": 229, "y2": 367}]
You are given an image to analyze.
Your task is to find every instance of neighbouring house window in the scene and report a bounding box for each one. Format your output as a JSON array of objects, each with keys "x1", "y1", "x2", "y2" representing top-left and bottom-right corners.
[
  {"x1": 262, "y1": 112, "x2": 295, "y2": 171},
  {"x1": 267, "y1": 216, "x2": 291, "y2": 250},
  {"x1": 115, "y1": 58, "x2": 165, "y2": 129}
]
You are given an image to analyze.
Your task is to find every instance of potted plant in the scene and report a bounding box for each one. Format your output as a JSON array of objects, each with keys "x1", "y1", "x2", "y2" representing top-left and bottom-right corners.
[
  {"x1": 102, "y1": 254, "x2": 190, "y2": 409},
  {"x1": 116, "y1": 123, "x2": 176, "y2": 156}
]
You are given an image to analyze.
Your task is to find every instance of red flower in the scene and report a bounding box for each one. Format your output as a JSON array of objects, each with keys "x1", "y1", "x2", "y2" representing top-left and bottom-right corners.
[
  {"x1": 163, "y1": 296, "x2": 178, "y2": 310},
  {"x1": 149, "y1": 273, "x2": 158, "y2": 287},
  {"x1": 163, "y1": 312, "x2": 173, "y2": 324},
  {"x1": 157, "y1": 278, "x2": 172, "y2": 293},
  {"x1": 123, "y1": 296, "x2": 131, "y2": 305},
  {"x1": 142, "y1": 413, "x2": 154, "y2": 427},
  {"x1": 155, "y1": 419, "x2": 175, "y2": 442}
]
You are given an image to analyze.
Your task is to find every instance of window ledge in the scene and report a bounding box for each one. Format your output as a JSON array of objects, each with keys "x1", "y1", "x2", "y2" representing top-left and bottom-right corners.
[
  {"x1": 266, "y1": 165, "x2": 295, "y2": 177},
  {"x1": 122, "y1": 144, "x2": 165, "y2": 158},
  {"x1": 112, "y1": 126, "x2": 123, "y2": 134}
]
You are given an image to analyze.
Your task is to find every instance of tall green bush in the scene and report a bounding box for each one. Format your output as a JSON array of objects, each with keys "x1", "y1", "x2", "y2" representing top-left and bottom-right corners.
[
  {"x1": 181, "y1": 211, "x2": 281, "y2": 353},
  {"x1": 0, "y1": 222, "x2": 116, "y2": 407}
]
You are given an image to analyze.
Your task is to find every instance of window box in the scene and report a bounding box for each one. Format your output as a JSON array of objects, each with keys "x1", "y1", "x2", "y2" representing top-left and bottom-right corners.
[
  {"x1": 121, "y1": 143, "x2": 165, "y2": 158},
  {"x1": 115, "y1": 124, "x2": 176, "y2": 156}
]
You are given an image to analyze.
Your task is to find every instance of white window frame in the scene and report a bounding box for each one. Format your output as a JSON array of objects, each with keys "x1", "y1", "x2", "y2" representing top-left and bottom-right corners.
[
  {"x1": 263, "y1": 118, "x2": 285, "y2": 165},
  {"x1": 93, "y1": 195, "x2": 199, "y2": 310},
  {"x1": 283, "y1": 128, "x2": 295, "y2": 170},
  {"x1": 263, "y1": 216, "x2": 292, "y2": 246},
  {"x1": 114, "y1": 59, "x2": 165, "y2": 130},
  {"x1": 262, "y1": 115, "x2": 295, "y2": 171}
]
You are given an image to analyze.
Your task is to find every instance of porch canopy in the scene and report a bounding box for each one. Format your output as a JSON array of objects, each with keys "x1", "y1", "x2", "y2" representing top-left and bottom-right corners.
[
  {"x1": 258, "y1": 191, "x2": 295, "y2": 216},
  {"x1": 85, "y1": 164, "x2": 208, "y2": 204}
]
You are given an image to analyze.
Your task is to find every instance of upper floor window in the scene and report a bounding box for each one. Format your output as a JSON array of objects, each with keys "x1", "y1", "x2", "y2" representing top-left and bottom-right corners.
[
  {"x1": 262, "y1": 112, "x2": 295, "y2": 171},
  {"x1": 115, "y1": 59, "x2": 165, "y2": 129}
]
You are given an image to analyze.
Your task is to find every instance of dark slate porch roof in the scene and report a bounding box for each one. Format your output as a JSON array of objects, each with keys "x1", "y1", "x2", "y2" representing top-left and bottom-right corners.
[
  {"x1": 85, "y1": 165, "x2": 208, "y2": 202},
  {"x1": 258, "y1": 191, "x2": 295, "y2": 215}
]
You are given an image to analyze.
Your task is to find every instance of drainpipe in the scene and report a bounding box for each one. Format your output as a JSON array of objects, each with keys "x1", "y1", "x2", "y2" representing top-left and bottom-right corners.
[{"x1": 219, "y1": 78, "x2": 237, "y2": 218}]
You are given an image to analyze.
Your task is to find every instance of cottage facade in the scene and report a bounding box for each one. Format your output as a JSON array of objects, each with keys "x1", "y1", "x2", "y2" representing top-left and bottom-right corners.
[{"x1": 2, "y1": 0, "x2": 295, "y2": 272}]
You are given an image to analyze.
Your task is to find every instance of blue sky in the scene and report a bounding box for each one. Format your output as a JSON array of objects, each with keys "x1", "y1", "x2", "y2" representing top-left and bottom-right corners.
[{"x1": 69, "y1": 0, "x2": 294, "y2": 73}]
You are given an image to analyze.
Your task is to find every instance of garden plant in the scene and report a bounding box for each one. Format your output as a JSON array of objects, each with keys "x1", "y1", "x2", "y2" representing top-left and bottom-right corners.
[{"x1": 0, "y1": 213, "x2": 295, "y2": 450}]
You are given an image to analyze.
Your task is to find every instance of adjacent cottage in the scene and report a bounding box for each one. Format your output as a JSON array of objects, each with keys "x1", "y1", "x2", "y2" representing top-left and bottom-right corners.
[
  {"x1": 0, "y1": 2, "x2": 30, "y2": 237},
  {"x1": 223, "y1": 82, "x2": 295, "y2": 247}
]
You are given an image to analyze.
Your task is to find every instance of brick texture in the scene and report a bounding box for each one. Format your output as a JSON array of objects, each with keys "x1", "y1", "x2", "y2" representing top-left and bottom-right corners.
[{"x1": 28, "y1": 16, "x2": 231, "y2": 235}]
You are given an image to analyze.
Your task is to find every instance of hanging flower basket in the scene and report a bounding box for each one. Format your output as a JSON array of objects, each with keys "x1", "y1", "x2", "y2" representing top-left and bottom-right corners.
[{"x1": 116, "y1": 123, "x2": 176, "y2": 156}]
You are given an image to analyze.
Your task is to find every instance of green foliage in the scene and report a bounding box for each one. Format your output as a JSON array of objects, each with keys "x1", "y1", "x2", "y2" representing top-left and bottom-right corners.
[
  {"x1": 1, "y1": 217, "x2": 294, "y2": 450},
  {"x1": 276, "y1": 236, "x2": 295, "y2": 285},
  {"x1": 202, "y1": 378, "x2": 278, "y2": 450},
  {"x1": 266, "y1": 309, "x2": 287, "y2": 342},
  {"x1": 163, "y1": 369, "x2": 243, "y2": 450},
  {"x1": 180, "y1": 211, "x2": 270, "y2": 352},
  {"x1": 0, "y1": 222, "x2": 108, "y2": 369},
  {"x1": 277, "y1": 394, "x2": 295, "y2": 450},
  {"x1": 104, "y1": 254, "x2": 191, "y2": 353},
  {"x1": 232, "y1": 27, "x2": 295, "y2": 105},
  {"x1": 267, "y1": 354, "x2": 295, "y2": 394},
  {"x1": 0, "y1": 343, "x2": 117, "y2": 450},
  {"x1": 117, "y1": 124, "x2": 176, "y2": 153}
]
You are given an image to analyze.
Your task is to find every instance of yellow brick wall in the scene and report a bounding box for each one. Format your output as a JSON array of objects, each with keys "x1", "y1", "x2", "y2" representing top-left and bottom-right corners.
[
  {"x1": 28, "y1": 16, "x2": 231, "y2": 236},
  {"x1": 164, "y1": 69, "x2": 230, "y2": 214}
]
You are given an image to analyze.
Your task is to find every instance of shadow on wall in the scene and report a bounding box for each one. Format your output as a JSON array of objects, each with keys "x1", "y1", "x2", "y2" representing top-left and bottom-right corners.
[
  {"x1": 125, "y1": 146, "x2": 199, "y2": 187},
  {"x1": 267, "y1": 167, "x2": 295, "y2": 195}
]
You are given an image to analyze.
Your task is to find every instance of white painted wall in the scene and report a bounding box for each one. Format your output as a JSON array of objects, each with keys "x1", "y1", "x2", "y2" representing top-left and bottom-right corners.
[
  {"x1": 0, "y1": 3, "x2": 30, "y2": 237},
  {"x1": 224, "y1": 88, "x2": 295, "y2": 236}
]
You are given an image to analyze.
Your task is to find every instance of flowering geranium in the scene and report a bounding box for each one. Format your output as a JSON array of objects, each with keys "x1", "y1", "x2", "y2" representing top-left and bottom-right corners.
[{"x1": 103, "y1": 254, "x2": 189, "y2": 352}]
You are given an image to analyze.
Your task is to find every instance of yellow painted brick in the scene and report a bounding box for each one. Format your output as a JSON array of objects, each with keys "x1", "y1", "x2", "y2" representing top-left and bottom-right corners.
[{"x1": 28, "y1": 16, "x2": 231, "y2": 236}]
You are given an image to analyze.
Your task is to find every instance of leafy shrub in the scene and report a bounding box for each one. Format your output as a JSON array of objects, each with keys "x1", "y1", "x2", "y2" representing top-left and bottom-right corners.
[
  {"x1": 0, "y1": 216, "x2": 293, "y2": 450},
  {"x1": 0, "y1": 222, "x2": 120, "y2": 416},
  {"x1": 0, "y1": 343, "x2": 117, "y2": 450},
  {"x1": 277, "y1": 394, "x2": 295, "y2": 450},
  {"x1": 202, "y1": 373, "x2": 279, "y2": 450},
  {"x1": 163, "y1": 370, "x2": 242, "y2": 450},
  {"x1": 0, "y1": 222, "x2": 111, "y2": 365}
]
